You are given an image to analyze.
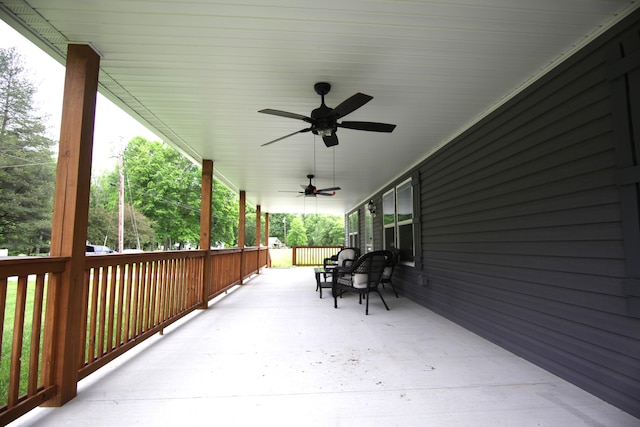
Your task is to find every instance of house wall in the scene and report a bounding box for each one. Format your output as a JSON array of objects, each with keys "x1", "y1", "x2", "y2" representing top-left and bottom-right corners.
[{"x1": 370, "y1": 10, "x2": 640, "y2": 418}]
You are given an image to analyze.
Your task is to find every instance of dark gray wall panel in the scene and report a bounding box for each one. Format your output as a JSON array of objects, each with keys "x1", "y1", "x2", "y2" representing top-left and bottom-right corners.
[{"x1": 380, "y1": 10, "x2": 640, "y2": 418}]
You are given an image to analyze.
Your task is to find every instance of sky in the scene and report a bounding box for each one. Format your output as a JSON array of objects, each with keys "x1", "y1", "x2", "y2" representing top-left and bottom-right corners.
[{"x1": 0, "y1": 19, "x2": 161, "y2": 174}]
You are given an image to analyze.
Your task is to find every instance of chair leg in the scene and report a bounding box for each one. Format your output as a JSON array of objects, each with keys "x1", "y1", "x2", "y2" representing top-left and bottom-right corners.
[
  {"x1": 377, "y1": 289, "x2": 390, "y2": 311},
  {"x1": 390, "y1": 279, "x2": 399, "y2": 298},
  {"x1": 371, "y1": 289, "x2": 390, "y2": 312},
  {"x1": 365, "y1": 290, "x2": 370, "y2": 315}
]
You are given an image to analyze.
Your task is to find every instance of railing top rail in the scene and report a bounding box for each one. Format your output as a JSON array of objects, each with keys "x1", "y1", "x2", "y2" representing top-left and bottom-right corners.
[
  {"x1": 0, "y1": 256, "x2": 68, "y2": 278},
  {"x1": 240, "y1": 246, "x2": 267, "y2": 252},
  {"x1": 83, "y1": 250, "x2": 207, "y2": 268},
  {"x1": 0, "y1": 247, "x2": 271, "y2": 274}
]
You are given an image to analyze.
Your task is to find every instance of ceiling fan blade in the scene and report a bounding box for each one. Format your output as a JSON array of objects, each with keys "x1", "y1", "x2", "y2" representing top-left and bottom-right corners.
[
  {"x1": 330, "y1": 93, "x2": 373, "y2": 119},
  {"x1": 259, "y1": 109, "x2": 312, "y2": 122},
  {"x1": 317, "y1": 186, "x2": 341, "y2": 192},
  {"x1": 261, "y1": 128, "x2": 312, "y2": 146},
  {"x1": 322, "y1": 133, "x2": 339, "y2": 147},
  {"x1": 338, "y1": 121, "x2": 396, "y2": 132},
  {"x1": 316, "y1": 192, "x2": 335, "y2": 196}
]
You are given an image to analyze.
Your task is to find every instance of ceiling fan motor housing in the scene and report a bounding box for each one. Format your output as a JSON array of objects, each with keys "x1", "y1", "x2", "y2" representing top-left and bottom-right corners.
[
  {"x1": 259, "y1": 81, "x2": 395, "y2": 147},
  {"x1": 311, "y1": 104, "x2": 336, "y2": 136}
]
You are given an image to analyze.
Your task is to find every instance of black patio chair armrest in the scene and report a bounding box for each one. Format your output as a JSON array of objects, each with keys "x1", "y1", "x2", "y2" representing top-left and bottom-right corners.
[
  {"x1": 340, "y1": 258, "x2": 356, "y2": 268},
  {"x1": 323, "y1": 256, "x2": 339, "y2": 269}
]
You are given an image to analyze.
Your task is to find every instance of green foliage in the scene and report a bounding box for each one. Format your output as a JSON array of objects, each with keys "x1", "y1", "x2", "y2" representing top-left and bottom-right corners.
[
  {"x1": 87, "y1": 204, "x2": 156, "y2": 250},
  {"x1": 120, "y1": 137, "x2": 201, "y2": 248},
  {"x1": 211, "y1": 180, "x2": 238, "y2": 247},
  {"x1": 286, "y1": 216, "x2": 308, "y2": 247},
  {"x1": 267, "y1": 213, "x2": 344, "y2": 247},
  {"x1": 0, "y1": 47, "x2": 56, "y2": 255},
  {"x1": 304, "y1": 214, "x2": 345, "y2": 246},
  {"x1": 87, "y1": 137, "x2": 241, "y2": 249},
  {"x1": 244, "y1": 205, "x2": 256, "y2": 246}
]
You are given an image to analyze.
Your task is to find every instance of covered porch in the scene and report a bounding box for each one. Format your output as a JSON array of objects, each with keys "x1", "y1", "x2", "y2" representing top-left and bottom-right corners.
[{"x1": 9, "y1": 267, "x2": 636, "y2": 427}]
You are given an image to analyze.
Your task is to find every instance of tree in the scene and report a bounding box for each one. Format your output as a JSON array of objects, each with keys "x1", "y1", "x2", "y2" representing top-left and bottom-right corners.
[
  {"x1": 88, "y1": 137, "x2": 241, "y2": 249},
  {"x1": 303, "y1": 214, "x2": 344, "y2": 245},
  {"x1": 264, "y1": 213, "x2": 344, "y2": 247},
  {"x1": 244, "y1": 205, "x2": 256, "y2": 247},
  {"x1": 267, "y1": 213, "x2": 292, "y2": 245},
  {"x1": 87, "y1": 204, "x2": 156, "y2": 251},
  {"x1": 286, "y1": 216, "x2": 308, "y2": 247},
  {"x1": 118, "y1": 137, "x2": 201, "y2": 249},
  {"x1": 210, "y1": 180, "x2": 238, "y2": 247},
  {"x1": 0, "y1": 47, "x2": 56, "y2": 254},
  {"x1": 88, "y1": 173, "x2": 157, "y2": 250}
]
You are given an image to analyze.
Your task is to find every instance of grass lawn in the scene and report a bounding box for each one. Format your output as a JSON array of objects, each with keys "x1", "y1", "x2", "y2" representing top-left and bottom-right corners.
[{"x1": 269, "y1": 248, "x2": 292, "y2": 268}]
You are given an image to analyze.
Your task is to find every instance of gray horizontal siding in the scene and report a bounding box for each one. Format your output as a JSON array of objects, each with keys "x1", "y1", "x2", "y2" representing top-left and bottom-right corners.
[{"x1": 387, "y1": 10, "x2": 640, "y2": 418}]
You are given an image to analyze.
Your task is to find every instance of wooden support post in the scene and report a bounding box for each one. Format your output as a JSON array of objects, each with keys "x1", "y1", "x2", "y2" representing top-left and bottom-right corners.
[
  {"x1": 199, "y1": 160, "x2": 213, "y2": 308},
  {"x1": 255, "y1": 205, "x2": 261, "y2": 273},
  {"x1": 255, "y1": 205, "x2": 261, "y2": 247},
  {"x1": 238, "y1": 191, "x2": 246, "y2": 283},
  {"x1": 238, "y1": 191, "x2": 246, "y2": 248},
  {"x1": 43, "y1": 44, "x2": 100, "y2": 406},
  {"x1": 264, "y1": 212, "x2": 270, "y2": 267}
]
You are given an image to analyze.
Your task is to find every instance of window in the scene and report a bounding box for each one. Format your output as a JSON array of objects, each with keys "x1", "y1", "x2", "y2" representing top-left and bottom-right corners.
[
  {"x1": 383, "y1": 190, "x2": 395, "y2": 251},
  {"x1": 383, "y1": 178, "x2": 415, "y2": 265},
  {"x1": 364, "y1": 204, "x2": 373, "y2": 253},
  {"x1": 396, "y1": 180, "x2": 414, "y2": 264},
  {"x1": 348, "y1": 211, "x2": 359, "y2": 248}
]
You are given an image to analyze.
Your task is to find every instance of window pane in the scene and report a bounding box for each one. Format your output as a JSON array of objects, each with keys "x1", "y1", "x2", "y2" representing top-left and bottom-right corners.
[
  {"x1": 348, "y1": 212, "x2": 358, "y2": 248},
  {"x1": 349, "y1": 212, "x2": 358, "y2": 231},
  {"x1": 397, "y1": 180, "x2": 412, "y2": 223},
  {"x1": 364, "y1": 209, "x2": 373, "y2": 252},
  {"x1": 383, "y1": 190, "x2": 395, "y2": 226},
  {"x1": 384, "y1": 227, "x2": 395, "y2": 250},
  {"x1": 398, "y1": 223, "x2": 414, "y2": 262}
]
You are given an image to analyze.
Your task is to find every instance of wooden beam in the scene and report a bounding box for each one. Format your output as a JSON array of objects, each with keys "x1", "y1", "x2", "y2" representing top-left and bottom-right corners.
[
  {"x1": 255, "y1": 205, "x2": 261, "y2": 273},
  {"x1": 238, "y1": 190, "x2": 246, "y2": 248},
  {"x1": 238, "y1": 191, "x2": 246, "y2": 284},
  {"x1": 43, "y1": 44, "x2": 100, "y2": 406},
  {"x1": 199, "y1": 160, "x2": 213, "y2": 308},
  {"x1": 199, "y1": 160, "x2": 213, "y2": 250},
  {"x1": 255, "y1": 205, "x2": 261, "y2": 247},
  {"x1": 264, "y1": 212, "x2": 270, "y2": 247}
]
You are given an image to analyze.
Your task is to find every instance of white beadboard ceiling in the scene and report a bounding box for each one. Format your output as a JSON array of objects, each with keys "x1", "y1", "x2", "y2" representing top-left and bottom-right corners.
[{"x1": 1, "y1": 0, "x2": 638, "y2": 214}]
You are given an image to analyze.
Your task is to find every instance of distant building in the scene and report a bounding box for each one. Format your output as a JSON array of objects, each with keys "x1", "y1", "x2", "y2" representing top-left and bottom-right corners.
[{"x1": 268, "y1": 237, "x2": 283, "y2": 248}]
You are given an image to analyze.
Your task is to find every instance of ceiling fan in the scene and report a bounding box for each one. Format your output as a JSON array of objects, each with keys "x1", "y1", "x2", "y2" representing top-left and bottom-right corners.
[
  {"x1": 259, "y1": 82, "x2": 396, "y2": 147},
  {"x1": 281, "y1": 174, "x2": 341, "y2": 197}
]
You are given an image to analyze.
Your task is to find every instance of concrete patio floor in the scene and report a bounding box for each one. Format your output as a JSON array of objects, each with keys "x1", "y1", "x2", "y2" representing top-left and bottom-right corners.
[{"x1": 10, "y1": 267, "x2": 639, "y2": 427}]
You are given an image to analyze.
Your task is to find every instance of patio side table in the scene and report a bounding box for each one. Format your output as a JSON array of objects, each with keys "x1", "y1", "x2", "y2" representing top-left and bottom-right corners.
[{"x1": 314, "y1": 267, "x2": 332, "y2": 298}]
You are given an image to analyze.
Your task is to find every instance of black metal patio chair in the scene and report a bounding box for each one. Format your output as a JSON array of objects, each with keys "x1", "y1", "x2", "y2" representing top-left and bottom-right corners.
[
  {"x1": 380, "y1": 247, "x2": 400, "y2": 298},
  {"x1": 321, "y1": 247, "x2": 360, "y2": 286},
  {"x1": 332, "y1": 250, "x2": 392, "y2": 315}
]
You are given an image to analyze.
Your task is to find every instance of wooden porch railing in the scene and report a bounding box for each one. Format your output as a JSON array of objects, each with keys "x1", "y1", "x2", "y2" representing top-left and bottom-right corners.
[
  {"x1": 292, "y1": 246, "x2": 343, "y2": 266},
  {"x1": 0, "y1": 257, "x2": 67, "y2": 424},
  {"x1": 0, "y1": 247, "x2": 269, "y2": 425}
]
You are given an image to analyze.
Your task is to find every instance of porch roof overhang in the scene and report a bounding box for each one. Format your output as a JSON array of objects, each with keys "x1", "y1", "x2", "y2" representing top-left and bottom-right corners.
[{"x1": 1, "y1": 1, "x2": 638, "y2": 215}]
